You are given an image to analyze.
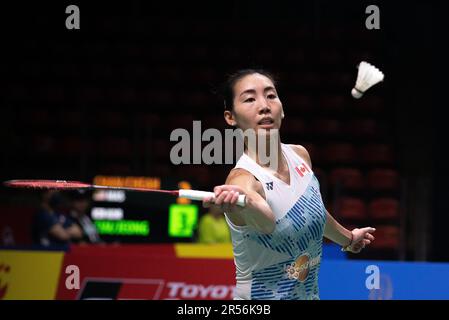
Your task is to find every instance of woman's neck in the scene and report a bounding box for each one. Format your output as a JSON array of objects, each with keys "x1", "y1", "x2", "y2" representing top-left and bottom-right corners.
[{"x1": 245, "y1": 138, "x2": 283, "y2": 173}]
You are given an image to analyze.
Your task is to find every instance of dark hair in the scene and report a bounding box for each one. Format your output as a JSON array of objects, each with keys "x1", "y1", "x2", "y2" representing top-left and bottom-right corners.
[{"x1": 220, "y1": 69, "x2": 277, "y2": 111}]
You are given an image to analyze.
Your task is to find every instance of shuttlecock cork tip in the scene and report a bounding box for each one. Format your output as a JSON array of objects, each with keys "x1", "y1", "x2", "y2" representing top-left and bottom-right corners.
[{"x1": 351, "y1": 88, "x2": 364, "y2": 99}]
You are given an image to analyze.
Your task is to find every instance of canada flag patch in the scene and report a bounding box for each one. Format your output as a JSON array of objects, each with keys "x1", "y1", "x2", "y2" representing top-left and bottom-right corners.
[{"x1": 294, "y1": 162, "x2": 311, "y2": 178}]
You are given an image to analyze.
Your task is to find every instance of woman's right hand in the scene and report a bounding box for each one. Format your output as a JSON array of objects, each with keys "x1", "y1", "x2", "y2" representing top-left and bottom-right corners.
[{"x1": 202, "y1": 184, "x2": 247, "y2": 214}]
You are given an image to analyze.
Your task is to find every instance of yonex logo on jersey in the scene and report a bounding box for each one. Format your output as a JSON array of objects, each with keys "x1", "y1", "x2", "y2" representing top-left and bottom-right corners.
[
  {"x1": 266, "y1": 182, "x2": 274, "y2": 190},
  {"x1": 295, "y1": 162, "x2": 311, "y2": 178}
]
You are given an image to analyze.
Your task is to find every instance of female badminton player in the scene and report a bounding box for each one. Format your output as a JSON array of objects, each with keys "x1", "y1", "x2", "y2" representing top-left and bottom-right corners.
[{"x1": 203, "y1": 69, "x2": 376, "y2": 300}]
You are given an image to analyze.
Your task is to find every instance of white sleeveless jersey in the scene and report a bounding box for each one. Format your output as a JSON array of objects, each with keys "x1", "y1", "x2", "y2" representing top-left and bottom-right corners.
[{"x1": 224, "y1": 143, "x2": 327, "y2": 300}]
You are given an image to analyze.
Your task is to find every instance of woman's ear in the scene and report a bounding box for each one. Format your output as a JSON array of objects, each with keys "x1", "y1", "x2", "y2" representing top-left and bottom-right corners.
[
  {"x1": 281, "y1": 112, "x2": 285, "y2": 119},
  {"x1": 224, "y1": 110, "x2": 236, "y2": 126}
]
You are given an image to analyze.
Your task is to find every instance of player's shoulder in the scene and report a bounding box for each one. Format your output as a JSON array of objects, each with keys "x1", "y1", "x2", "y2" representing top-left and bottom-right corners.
[
  {"x1": 226, "y1": 168, "x2": 264, "y2": 198},
  {"x1": 226, "y1": 168, "x2": 257, "y2": 185},
  {"x1": 287, "y1": 144, "x2": 312, "y2": 168}
]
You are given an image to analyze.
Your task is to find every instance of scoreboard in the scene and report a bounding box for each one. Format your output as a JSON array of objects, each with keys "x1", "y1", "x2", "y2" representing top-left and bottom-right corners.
[{"x1": 89, "y1": 176, "x2": 199, "y2": 243}]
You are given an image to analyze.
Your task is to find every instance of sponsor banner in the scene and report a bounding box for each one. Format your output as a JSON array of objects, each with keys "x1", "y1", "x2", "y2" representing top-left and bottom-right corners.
[
  {"x1": 54, "y1": 244, "x2": 449, "y2": 300},
  {"x1": 56, "y1": 245, "x2": 235, "y2": 300},
  {"x1": 0, "y1": 250, "x2": 64, "y2": 300}
]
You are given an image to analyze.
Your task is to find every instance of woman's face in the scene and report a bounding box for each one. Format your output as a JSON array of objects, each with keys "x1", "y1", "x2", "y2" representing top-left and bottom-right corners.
[{"x1": 225, "y1": 73, "x2": 283, "y2": 132}]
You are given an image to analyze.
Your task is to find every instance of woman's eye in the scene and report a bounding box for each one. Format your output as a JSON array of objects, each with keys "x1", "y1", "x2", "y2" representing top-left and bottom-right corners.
[
  {"x1": 268, "y1": 94, "x2": 277, "y2": 99},
  {"x1": 244, "y1": 97, "x2": 255, "y2": 103}
]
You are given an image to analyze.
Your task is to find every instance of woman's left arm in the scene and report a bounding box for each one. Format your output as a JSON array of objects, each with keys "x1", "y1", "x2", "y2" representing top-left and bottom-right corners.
[
  {"x1": 289, "y1": 144, "x2": 376, "y2": 253},
  {"x1": 324, "y1": 210, "x2": 376, "y2": 253}
]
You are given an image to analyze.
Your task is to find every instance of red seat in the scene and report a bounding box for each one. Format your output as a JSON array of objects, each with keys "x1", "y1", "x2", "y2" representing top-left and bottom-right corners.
[
  {"x1": 309, "y1": 119, "x2": 341, "y2": 136},
  {"x1": 168, "y1": 114, "x2": 195, "y2": 131},
  {"x1": 344, "y1": 118, "x2": 379, "y2": 138},
  {"x1": 58, "y1": 109, "x2": 83, "y2": 128},
  {"x1": 367, "y1": 169, "x2": 400, "y2": 191},
  {"x1": 153, "y1": 139, "x2": 171, "y2": 161},
  {"x1": 335, "y1": 197, "x2": 367, "y2": 220},
  {"x1": 186, "y1": 91, "x2": 210, "y2": 107},
  {"x1": 117, "y1": 88, "x2": 139, "y2": 105},
  {"x1": 31, "y1": 134, "x2": 55, "y2": 154},
  {"x1": 329, "y1": 168, "x2": 364, "y2": 190},
  {"x1": 318, "y1": 95, "x2": 346, "y2": 112},
  {"x1": 295, "y1": 72, "x2": 320, "y2": 88},
  {"x1": 96, "y1": 111, "x2": 128, "y2": 129},
  {"x1": 360, "y1": 144, "x2": 395, "y2": 165},
  {"x1": 137, "y1": 113, "x2": 162, "y2": 128},
  {"x1": 22, "y1": 108, "x2": 51, "y2": 127},
  {"x1": 284, "y1": 94, "x2": 313, "y2": 112},
  {"x1": 369, "y1": 198, "x2": 400, "y2": 220},
  {"x1": 78, "y1": 87, "x2": 103, "y2": 104},
  {"x1": 203, "y1": 115, "x2": 226, "y2": 130},
  {"x1": 284, "y1": 48, "x2": 305, "y2": 65},
  {"x1": 354, "y1": 95, "x2": 385, "y2": 113},
  {"x1": 146, "y1": 89, "x2": 176, "y2": 106},
  {"x1": 318, "y1": 50, "x2": 343, "y2": 65},
  {"x1": 370, "y1": 225, "x2": 400, "y2": 250},
  {"x1": 322, "y1": 143, "x2": 358, "y2": 165},
  {"x1": 58, "y1": 137, "x2": 91, "y2": 156},
  {"x1": 98, "y1": 138, "x2": 132, "y2": 158},
  {"x1": 282, "y1": 117, "x2": 307, "y2": 136}
]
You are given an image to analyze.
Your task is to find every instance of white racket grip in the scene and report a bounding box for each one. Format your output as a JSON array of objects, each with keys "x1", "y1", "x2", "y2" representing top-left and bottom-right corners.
[{"x1": 178, "y1": 189, "x2": 246, "y2": 207}]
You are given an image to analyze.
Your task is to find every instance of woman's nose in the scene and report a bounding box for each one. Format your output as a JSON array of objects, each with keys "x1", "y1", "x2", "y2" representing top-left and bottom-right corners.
[{"x1": 258, "y1": 100, "x2": 271, "y2": 114}]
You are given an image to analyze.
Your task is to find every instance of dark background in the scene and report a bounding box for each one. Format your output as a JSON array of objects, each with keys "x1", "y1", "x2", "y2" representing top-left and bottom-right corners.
[{"x1": 0, "y1": 1, "x2": 448, "y2": 260}]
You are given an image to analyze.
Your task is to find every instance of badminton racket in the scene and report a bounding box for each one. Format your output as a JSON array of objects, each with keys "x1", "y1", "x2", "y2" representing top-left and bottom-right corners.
[{"x1": 3, "y1": 179, "x2": 246, "y2": 207}]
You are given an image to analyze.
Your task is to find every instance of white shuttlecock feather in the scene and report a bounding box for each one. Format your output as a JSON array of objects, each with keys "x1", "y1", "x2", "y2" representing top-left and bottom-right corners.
[{"x1": 351, "y1": 61, "x2": 384, "y2": 99}]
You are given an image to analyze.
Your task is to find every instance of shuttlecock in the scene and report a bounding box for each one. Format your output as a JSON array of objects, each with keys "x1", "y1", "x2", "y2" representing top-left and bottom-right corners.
[{"x1": 351, "y1": 61, "x2": 384, "y2": 99}]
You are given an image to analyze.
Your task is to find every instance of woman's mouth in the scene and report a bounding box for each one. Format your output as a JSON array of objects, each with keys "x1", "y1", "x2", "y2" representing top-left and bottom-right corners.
[
  {"x1": 258, "y1": 118, "x2": 274, "y2": 125},
  {"x1": 257, "y1": 118, "x2": 275, "y2": 128}
]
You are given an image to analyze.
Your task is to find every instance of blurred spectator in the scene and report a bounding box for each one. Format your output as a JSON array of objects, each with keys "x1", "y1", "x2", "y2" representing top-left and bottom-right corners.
[
  {"x1": 198, "y1": 206, "x2": 231, "y2": 244},
  {"x1": 32, "y1": 190, "x2": 83, "y2": 246},
  {"x1": 1, "y1": 226, "x2": 15, "y2": 246},
  {"x1": 68, "y1": 190, "x2": 102, "y2": 244}
]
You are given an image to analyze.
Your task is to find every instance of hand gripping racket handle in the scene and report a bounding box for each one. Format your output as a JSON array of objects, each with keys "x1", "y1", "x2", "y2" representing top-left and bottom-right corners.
[{"x1": 178, "y1": 189, "x2": 246, "y2": 207}]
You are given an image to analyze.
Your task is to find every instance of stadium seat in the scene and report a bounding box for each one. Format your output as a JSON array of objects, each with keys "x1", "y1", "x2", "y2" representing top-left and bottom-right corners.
[
  {"x1": 57, "y1": 109, "x2": 83, "y2": 128},
  {"x1": 153, "y1": 139, "x2": 176, "y2": 163},
  {"x1": 344, "y1": 118, "x2": 379, "y2": 139},
  {"x1": 285, "y1": 94, "x2": 314, "y2": 112},
  {"x1": 281, "y1": 117, "x2": 307, "y2": 136},
  {"x1": 98, "y1": 137, "x2": 132, "y2": 158},
  {"x1": 318, "y1": 95, "x2": 346, "y2": 112},
  {"x1": 335, "y1": 197, "x2": 367, "y2": 220},
  {"x1": 202, "y1": 115, "x2": 226, "y2": 130},
  {"x1": 329, "y1": 167, "x2": 364, "y2": 190},
  {"x1": 370, "y1": 225, "x2": 400, "y2": 250},
  {"x1": 354, "y1": 95, "x2": 384, "y2": 113},
  {"x1": 58, "y1": 137, "x2": 92, "y2": 156},
  {"x1": 96, "y1": 111, "x2": 128, "y2": 130},
  {"x1": 322, "y1": 143, "x2": 358, "y2": 165},
  {"x1": 368, "y1": 198, "x2": 400, "y2": 220},
  {"x1": 360, "y1": 144, "x2": 395, "y2": 165},
  {"x1": 318, "y1": 49, "x2": 343, "y2": 65},
  {"x1": 366, "y1": 169, "x2": 400, "y2": 192},
  {"x1": 309, "y1": 118, "x2": 342, "y2": 137},
  {"x1": 137, "y1": 113, "x2": 162, "y2": 128}
]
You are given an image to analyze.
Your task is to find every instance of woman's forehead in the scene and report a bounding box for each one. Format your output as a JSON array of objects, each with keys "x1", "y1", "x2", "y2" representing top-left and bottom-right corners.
[{"x1": 234, "y1": 73, "x2": 275, "y2": 93}]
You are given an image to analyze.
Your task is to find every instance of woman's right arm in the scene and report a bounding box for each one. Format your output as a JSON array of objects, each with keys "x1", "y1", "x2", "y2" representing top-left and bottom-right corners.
[{"x1": 203, "y1": 169, "x2": 276, "y2": 234}]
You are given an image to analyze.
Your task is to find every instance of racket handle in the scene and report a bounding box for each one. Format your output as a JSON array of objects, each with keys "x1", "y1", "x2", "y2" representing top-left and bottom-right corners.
[{"x1": 178, "y1": 189, "x2": 246, "y2": 207}]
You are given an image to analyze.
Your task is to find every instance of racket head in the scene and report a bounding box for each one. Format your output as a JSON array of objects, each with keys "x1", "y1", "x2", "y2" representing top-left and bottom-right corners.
[{"x1": 3, "y1": 179, "x2": 92, "y2": 190}]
